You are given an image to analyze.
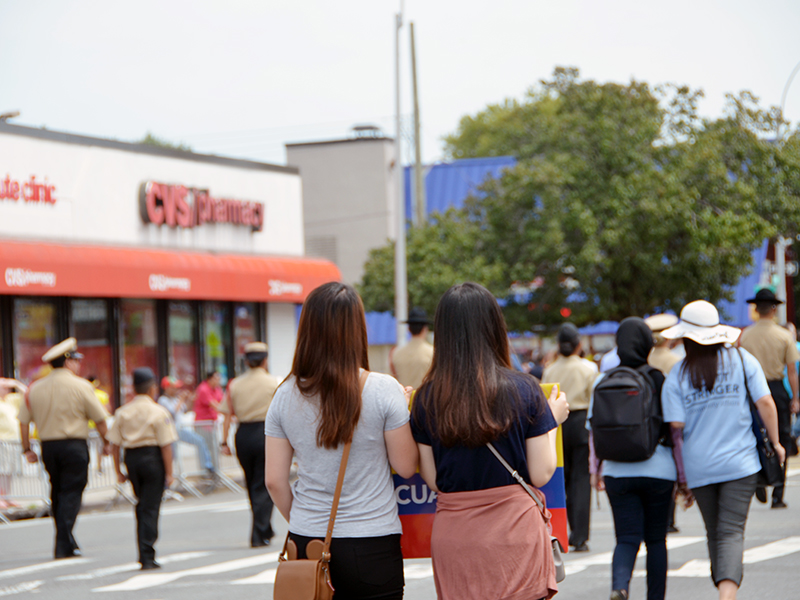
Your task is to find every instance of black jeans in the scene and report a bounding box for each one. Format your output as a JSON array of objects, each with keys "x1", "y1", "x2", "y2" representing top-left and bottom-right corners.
[
  {"x1": 288, "y1": 533, "x2": 404, "y2": 600},
  {"x1": 41, "y1": 439, "x2": 89, "y2": 558},
  {"x1": 767, "y1": 380, "x2": 792, "y2": 502},
  {"x1": 604, "y1": 476, "x2": 674, "y2": 600},
  {"x1": 124, "y1": 446, "x2": 165, "y2": 565},
  {"x1": 692, "y1": 473, "x2": 758, "y2": 587},
  {"x1": 562, "y1": 409, "x2": 591, "y2": 546},
  {"x1": 235, "y1": 421, "x2": 274, "y2": 545}
]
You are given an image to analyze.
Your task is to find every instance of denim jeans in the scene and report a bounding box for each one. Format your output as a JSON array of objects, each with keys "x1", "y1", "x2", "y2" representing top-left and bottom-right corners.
[
  {"x1": 604, "y1": 476, "x2": 674, "y2": 600},
  {"x1": 175, "y1": 427, "x2": 214, "y2": 471}
]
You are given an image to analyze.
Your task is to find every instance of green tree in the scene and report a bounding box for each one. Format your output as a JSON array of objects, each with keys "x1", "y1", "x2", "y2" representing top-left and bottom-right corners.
[
  {"x1": 360, "y1": 68, "x2": 800, "y2": 329},
  {"x1": 138, "y1": 132, "x2": 192, "y2": 152}
]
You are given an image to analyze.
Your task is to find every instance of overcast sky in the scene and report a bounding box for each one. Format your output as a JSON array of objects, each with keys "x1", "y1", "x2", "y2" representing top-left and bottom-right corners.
[{"x1": 2, "y1": 0, "x2": 799, "y2": 166}]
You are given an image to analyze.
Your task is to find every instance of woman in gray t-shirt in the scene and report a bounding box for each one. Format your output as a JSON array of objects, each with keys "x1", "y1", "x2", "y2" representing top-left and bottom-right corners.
[{"x1": 266, "y1": 282, "x2": 418, "y2": 600}]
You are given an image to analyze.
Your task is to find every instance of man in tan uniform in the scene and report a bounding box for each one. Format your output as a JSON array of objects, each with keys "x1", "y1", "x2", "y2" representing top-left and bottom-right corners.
[
  {"x1": 542, "y1": 323, "x2": 597, "y2": 552},
  {"x1": 108, "y1": 367, "x2": 177, "y2": 569},
  {"x1": 740, "y1": 288, "x2": 800, "y2": 508},
  {"x1": 390, "y1": 307, "x2": 434, "y2": 389},
  {"x1": 18, "y1": 338, "x2": 110, "y2": 558},
  {"x1": 220, "y1": 342, "x2": 279, "y2": 546},
  {"x1": 645, "y1": 314, "x2": 682, "y2": 375}
]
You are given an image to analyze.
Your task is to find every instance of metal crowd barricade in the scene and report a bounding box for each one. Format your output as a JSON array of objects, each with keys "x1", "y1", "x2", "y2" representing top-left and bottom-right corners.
[
  {"x1": 172, "y1": 420, "x2": 243, "y2": 497},
  {"x1": 0, "y1": 439, "x2": 50, "y2": 523},
  {"x1": 86, "y1": 431, "x2": 137, "y2": 509}
]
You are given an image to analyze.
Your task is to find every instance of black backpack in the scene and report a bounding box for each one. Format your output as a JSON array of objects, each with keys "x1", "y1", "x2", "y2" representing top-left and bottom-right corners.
[{"x1": 590, "y1": 365, "x2": 664, "y2": 463}]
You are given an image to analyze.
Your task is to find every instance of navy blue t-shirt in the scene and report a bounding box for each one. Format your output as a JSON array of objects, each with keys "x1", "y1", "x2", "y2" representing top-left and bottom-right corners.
[{"x1": 410, "y1": 373, "x2": 558, "y2": 493}]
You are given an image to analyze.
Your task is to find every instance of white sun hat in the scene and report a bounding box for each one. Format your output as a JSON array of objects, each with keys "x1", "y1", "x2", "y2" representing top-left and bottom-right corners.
[{"x1": 660, "y1": 300, "x2": 741, "y2": 345}]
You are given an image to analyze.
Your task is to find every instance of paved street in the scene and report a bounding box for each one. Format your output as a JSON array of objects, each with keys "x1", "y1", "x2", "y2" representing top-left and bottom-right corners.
[{"x1": 1, "y1": 467, "x2": 799, "y2": 599}]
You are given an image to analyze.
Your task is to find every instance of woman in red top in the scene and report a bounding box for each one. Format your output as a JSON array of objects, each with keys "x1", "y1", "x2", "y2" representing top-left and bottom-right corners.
[{"x1": 193, "y1": 371, "x2": 223, "y2": 423}]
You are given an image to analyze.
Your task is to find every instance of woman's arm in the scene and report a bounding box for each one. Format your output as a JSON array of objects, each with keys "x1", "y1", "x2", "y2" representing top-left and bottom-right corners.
[
  {"x1": 384, "y1": 423, "x2": 419, "y2": 479},
  {"x1": 754, "y1": 394, "x2": 787, "y2": 464},
  {"x1": 526, "y1": 431, "x2": 558, "y2": 488},
  {"x1": 417, "y1": 443, "x2": 438, "y2": 492},
  {"x1": 265, "y1": 436, "x2": 295, "y2": 522}
]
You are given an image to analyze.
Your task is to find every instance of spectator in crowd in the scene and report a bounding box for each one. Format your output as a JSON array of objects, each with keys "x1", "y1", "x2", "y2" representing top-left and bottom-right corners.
[
  {"x1": 543, "y1": 323, "x2": 598, "y2": 552},
  {"x1": 266, "y1": 282, "x2": 418, "y2": 600},
  {"x1": 589, "y1": 317, "x2": 685, "y2": 600},
  {"x1": 661, "y1": 301, "x2": 785, "y2": 600},
  {"x1": 411, "y1": 282, "x2": 567, "y2": 600},
  {"x1": 0, "y1": 378, "x2": 26, "y2": 509},
  {"x1": 192, "y1": 370, "x2": 223, "y2": 477},
  {"x1": 158, "y1": 377, "x2": 215, "y2": 478}
]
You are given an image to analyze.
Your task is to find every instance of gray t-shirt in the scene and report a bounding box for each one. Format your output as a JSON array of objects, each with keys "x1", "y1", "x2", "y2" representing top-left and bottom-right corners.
[{"x1": 265, "y1": 371, "x2": 409, "y2": 538}]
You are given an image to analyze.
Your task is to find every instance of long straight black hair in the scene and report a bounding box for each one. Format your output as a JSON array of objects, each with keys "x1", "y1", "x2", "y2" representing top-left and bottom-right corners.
[
  {"x1": 413, "y1": 282, "x2": 544, "y2": 447},
  {"x1": 681, "y1": 339, "x2": 724, "y2": 391}
]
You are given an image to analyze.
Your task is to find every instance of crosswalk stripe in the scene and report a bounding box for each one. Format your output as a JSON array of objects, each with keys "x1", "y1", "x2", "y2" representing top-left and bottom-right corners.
[
  {"x1": 0, "y1": 558, "x2": 92, "y2": 581},
  {"x1": 57, "y1": 551, "x2": 212, "y2": 581},
  {"x1": 566, "y1": 536, "x2": 704, "y2": 575},
  {"x1": 0, "y1": 580, "x2": 44, "y2": 597},
  {"x1": 93, "y1": 551, "x2": 281, "y2": 592},
  {"x1": 232, "y1": 562, "x2": 437, "y2": 585}
]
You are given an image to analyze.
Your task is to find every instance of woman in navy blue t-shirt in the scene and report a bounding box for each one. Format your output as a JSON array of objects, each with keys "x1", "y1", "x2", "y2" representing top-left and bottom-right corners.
[{"x1": 410, "y1": 282, "x2": 569, "y2": 600}]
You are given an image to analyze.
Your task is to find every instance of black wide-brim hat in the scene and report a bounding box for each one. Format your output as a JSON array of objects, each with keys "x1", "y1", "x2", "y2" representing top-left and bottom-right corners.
[
  {"x1": 404, "y1": 307, "x2": 431, "y2": 325},
  {"x1": 746, "y1": 288, "x2": 783, "y2": 305}
]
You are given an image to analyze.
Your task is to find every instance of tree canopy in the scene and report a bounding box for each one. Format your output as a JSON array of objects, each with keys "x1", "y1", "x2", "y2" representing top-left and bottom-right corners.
[{"x1": 359, "y1": 68, "x2": 800, "y2": 330}]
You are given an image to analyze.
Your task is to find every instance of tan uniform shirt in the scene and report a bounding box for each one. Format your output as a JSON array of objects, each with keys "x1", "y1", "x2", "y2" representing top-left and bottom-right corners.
[
  {"x1": 18, "y1": 368, "x2": 109, "y2": 441},
  {"x1": 391, "y1": 337, "x2": 434, "y2": 389},
  {"x1": 740, "y1": 319, "x2": 800, "y2": 381},
  {"x1": 220, "y1": 367, "x2": 279, "y2": 422},
  {"x1": 648, "y1": 346, "x2": 681, "y2": 375},
  {"x1": 107, "y1": 395, "x2": 178, "y2": 449},
  {"x1": 542, "y1": 354, "x2": 597, "y2": 411}
]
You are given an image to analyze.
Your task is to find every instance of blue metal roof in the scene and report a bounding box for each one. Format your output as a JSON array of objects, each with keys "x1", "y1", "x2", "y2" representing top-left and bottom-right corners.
[{"x1": 404, "y1": 156, "x2": 517, "y2": 218}]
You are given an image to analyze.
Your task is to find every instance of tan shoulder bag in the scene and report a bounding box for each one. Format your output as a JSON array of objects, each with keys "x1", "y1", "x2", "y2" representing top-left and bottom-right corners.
[{"x1": 273, "y1": 371, "x2": 368, "y2": 600}]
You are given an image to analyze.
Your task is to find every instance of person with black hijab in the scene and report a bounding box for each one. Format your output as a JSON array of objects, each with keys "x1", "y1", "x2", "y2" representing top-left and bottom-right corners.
[{"x1": 588, "y1": 317, "x2": 687, "y2": 600}]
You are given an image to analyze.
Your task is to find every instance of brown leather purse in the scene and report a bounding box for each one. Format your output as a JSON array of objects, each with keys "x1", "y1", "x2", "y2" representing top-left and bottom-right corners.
[{"x1": 273, "y1": 371, "x2": 366, "y2": 600}]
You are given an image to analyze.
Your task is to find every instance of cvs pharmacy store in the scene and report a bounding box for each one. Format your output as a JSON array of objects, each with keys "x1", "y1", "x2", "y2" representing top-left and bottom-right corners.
[{"x1": 0, "y1": 123, "x2": 340, "y2": 408}]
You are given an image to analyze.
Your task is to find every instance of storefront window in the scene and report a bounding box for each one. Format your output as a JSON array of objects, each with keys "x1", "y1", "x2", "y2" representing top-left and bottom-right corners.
[
  {"x1": 203, "y1": 302, "x2": 230, "y2": 385},
  {"x1": 0, "y1": 316, "x2": 4, "y2": 378},
  {"x1": 70, "y1": 299, "x2": 114, "y2": 409},
  {"x1": 233, "y1": 303, "x2": 257, "y2": 376},
  {"x1": 168, "y1": 301, "x2": 198, "y2": 389},
  {"x1": 120, "y1": 299, "x2": 158, "y2": 403},
  {"x1": 13, "y1": 298, "x2": 58, "y2": 384}
]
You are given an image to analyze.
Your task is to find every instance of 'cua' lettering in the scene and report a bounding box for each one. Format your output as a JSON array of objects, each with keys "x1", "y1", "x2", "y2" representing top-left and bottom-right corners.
[{"x1": 395, "y1": 484, "x2": 437, "y2": 505}]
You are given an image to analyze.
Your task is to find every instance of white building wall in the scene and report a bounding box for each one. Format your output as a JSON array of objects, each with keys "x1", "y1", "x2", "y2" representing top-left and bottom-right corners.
[{"x1": 267, "y1": 303, "x2": 298, "y2": 381}]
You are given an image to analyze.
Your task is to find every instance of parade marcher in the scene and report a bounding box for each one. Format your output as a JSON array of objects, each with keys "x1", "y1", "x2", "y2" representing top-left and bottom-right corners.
[
  {"x1": 158, "y1": 377, "x2": 215, "y2": 477},
  {"x1": 646, "y1": 314, "x2": 682, "y2": 376},
  {"x1": 542, "y1": 322, "x2": 597, "y2": 552},
  {"x1": 739, "y1": 288, "x2": 800, "y2": 508},
  {"x1": 17, "y1": 338, "x2": 111, "y2": 558},
  {"x1": 661, "y1": 301, "x2": 784, "y2": 600},
  {"x1": 411, "y1": 282, "x2": 567, "y2": 600},
  {"x1": 220, "y1": 342, "x2": 279, "y2": 547},
  {"x1": 589, "y1": 317, "x2": 684, "y2": 600},
  {"x1": 108, "y1": 367, "x2": 177, "y2": 570},
  {"x1": 390, "y1": 307, "x2": 434, "y2": 389}
]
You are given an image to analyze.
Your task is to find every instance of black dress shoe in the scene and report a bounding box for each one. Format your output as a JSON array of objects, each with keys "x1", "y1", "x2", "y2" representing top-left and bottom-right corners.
[
  {"x1": 755, "y1": 486, "x2": 767, "y2": 503},
  {"x1": 572, "y1": 542, "x2": 590, "y2": 552},
  {"x1": 54, "y1": 551, "x2": 76, "y2": 559},
  {"x1": 666, "y1": 524, "x2": 680, "y2": 534},
  {"x1": 771, "y1": 500, "x2": 788, "y2": 509},
  {"x1": 251, "y1": 539, "x2": 271, "y2": 548},
  {"x1": 141, "y1": 561, "x2": 161, "y2": 570}
]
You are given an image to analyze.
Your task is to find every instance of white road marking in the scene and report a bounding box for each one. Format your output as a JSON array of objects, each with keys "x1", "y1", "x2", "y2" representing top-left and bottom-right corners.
[
  {"x1": 57, "y1": 552, "x2": 211, "y2": 581},
  {"x1": 232, "y1": 568, "x2": 276, "y2": 585},
  {"x1": 93, "y1": 551, "x2": 281, "y2": 591},
  {"x1": 567, "y1": 536, "x2": 704, "y2": 575},
  {"x1": 786, "y1": 467, "x2": 800, "y2": 479},
  {"x1": 403, "y1": 563, "x2": 435, "y2": 580},
  {"x1": 658, "y1": 536, "x2": 800, "y2": 578},
  {"x1": 0, "y1": 558, "x2": 93, "y2": 581},
  {"x1": 0, "y1": 580, "x2": 43, "y2": 596}
]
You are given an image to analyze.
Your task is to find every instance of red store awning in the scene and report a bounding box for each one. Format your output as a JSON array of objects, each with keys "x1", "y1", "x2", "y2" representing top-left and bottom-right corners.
[{"x1": 0, "y1": 239, "x2": 341, "y2": 303}]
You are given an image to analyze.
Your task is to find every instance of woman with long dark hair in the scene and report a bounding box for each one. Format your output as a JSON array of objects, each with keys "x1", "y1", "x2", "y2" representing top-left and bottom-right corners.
[
  {"x1": 411, "y1": 282, "x2": 569, "y2": 600},
  {"x1": 265, "y1": 282, "x2": 418, "y2": 600},
  {"x1": 661, "y1": 300, "x2": 785, "y2": 600}
]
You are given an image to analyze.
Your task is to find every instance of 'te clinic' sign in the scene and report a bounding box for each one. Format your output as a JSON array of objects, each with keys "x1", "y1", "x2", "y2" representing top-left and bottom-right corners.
[
  {"x1": 139, "y1": 181, "x2": 265, "y2": 232},
  {"x1": 0, "y1": 174, "x2": 56, "y2": 204}
]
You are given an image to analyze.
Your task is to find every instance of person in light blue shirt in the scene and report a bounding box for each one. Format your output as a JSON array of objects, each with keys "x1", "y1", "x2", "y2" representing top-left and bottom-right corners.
[
  {"x1": 588, "y1": 317, "x2": 681, "y2": 600},
  {"x1": 660, "y1": 300, "x2": 784, "y2": 600}
]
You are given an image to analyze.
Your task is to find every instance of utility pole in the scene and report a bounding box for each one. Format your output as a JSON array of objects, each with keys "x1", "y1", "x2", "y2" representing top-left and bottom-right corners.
[
  {"x1": 776, "y1": 236, "x2": 789, "y2": 325},
  {"x1": 410, "y1": 22, "x2": 425, "y2": 228},
  {"x1": 394, "y1": 3, "x2": 408, "y2": 347}
]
